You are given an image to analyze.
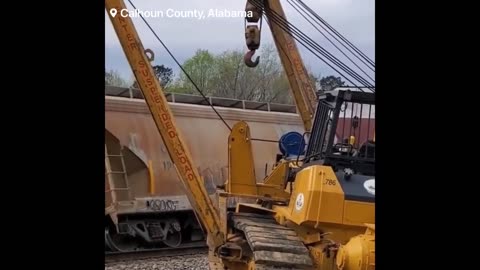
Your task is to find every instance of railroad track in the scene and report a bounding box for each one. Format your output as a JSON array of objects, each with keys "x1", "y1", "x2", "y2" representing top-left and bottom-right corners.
[{"x1": 105, "y1": 241, "x2": 208, "y2": 263}]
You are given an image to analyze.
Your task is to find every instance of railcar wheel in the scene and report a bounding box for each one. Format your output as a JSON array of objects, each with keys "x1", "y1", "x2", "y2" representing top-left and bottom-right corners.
[
  {"x1": 105, "y1": 227, "x2": 141, "y2": 252},
  {"x1": 105, "y1": 227, "x2": 115, "y2": 251},
  {"x1": 162, "y1": 220, "x2": 182, "y2": 248}
]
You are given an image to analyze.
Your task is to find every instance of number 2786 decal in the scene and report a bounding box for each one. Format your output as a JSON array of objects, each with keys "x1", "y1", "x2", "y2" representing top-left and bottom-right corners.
[{"x1": 324, "y1": 179, "x2": 336, "y2": 185}]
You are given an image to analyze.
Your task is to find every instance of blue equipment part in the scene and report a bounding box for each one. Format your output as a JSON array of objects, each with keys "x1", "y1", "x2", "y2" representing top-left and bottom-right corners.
[{"x1": 279, "y1": 131, "x2": 306, "y2": 157}]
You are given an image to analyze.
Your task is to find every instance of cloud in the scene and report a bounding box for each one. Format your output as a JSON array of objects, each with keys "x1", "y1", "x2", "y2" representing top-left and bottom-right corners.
[{"x1": 105, "y1": 0, "x2": 375, "y2": 82}]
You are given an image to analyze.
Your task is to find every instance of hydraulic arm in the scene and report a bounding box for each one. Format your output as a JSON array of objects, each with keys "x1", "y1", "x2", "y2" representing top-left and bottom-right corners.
[
  {"x1": 244, "y1": 0, "x2": 318, "y2": 132},
  {"x1": 105, "y1": 0, "x2": 224, "y2": 248}
]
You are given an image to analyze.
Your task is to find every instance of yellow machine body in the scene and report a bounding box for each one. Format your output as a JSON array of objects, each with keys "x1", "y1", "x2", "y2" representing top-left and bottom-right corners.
[
  {"x1": 272, "y1": 165, "x2": 375, "y2": 270},
  {"x1": 224, "y1": 120, "x2": 375, "y2": 270},
  {"x1": 277, "y1": 165, "x2": 374, "y2": 229},
  {"x1": 336, "y1": 224, "x2": 375, "y2": 270},
  {"x1": 226, "y1": 121, "x2": 291, "y2": 201},
  {"x1": 231, "y1": 164, "x2": 375, "y2": 270}
]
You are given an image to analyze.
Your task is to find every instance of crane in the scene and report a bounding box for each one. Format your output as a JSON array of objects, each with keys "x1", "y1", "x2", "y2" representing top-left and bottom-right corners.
[
  {"x1": 105, "y1": 0, "x2": 375, "y2": 269},
  {"x1": 244, "y1": 0, "x2": 317, "y2": 132}
]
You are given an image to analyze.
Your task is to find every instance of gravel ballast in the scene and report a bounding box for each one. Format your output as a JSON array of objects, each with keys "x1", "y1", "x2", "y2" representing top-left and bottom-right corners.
[{"x1": 105, "y1": 253, "x2": 208, "y2": 270}]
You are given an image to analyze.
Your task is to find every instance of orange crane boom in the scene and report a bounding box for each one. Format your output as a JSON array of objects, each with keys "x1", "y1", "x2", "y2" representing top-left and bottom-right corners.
[
  {"x1": 266, "y1": 0, "x2": 318, "y2": 131},
  {"x1": 105, "y1": 0, "x2": 224, "y2": 249},
  {"x1": 244, "y1": 0, "x2": 318, "y2": 132}
]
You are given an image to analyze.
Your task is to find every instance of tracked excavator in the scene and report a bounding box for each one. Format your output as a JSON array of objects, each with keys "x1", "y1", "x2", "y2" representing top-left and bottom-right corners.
[{"x1": 105, "y1": 0, "x2": 375, "y2": 269}]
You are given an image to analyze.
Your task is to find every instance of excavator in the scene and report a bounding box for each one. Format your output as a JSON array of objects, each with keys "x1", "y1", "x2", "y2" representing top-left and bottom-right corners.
[{"x1": 105, "y1": 0, "x2": 375, "y2": 269}]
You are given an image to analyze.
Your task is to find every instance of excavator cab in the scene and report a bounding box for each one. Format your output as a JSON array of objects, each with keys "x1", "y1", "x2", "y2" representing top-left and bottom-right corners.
[{"x1": 304, "y1": 89, "x2": 375, "y2": 176}]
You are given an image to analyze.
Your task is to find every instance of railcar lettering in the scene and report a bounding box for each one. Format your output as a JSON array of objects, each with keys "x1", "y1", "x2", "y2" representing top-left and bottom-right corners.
[
  {"x1": 146, "y1": 199, "x2": 177, "y2": 212},
  {"x1": 163, "y1": 161, "x2": 172, "y2": 170}
]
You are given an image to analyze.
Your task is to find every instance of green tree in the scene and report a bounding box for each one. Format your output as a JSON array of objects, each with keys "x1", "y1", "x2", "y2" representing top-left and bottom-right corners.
[
  {"x1": 175, "y1": 44, "x2": 294, "y2": 104},
  {"x1": 245, "y1": 44, "x2": 291, "y2": 103},
  {"x1": 153, "y1": 65, "x2": 173, "y2": 88},
  {"x1": 210, "y1": 50, "x2": 244, "y2": 98},
  {"x1": 179, "y1": 49, "x2": 217, "y2": 94},
  {"x1": 319, "y1": 75, "x2": 345, "y2": 91},
  {"x1": 129, "y1": 64, "x2": 174, "y2": 90},
  {"x1": 172, "y1": 44, "x2": 354, "y2": 105},
  {"x1": 105, "y1": 69, "x2": 129, "y2": 87},
  {"x1": 167, "y1": 80, "x2": 195, "y2": 94}
]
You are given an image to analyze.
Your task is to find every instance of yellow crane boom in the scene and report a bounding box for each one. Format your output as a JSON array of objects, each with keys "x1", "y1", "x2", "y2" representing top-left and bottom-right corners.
[
  {"x1": 265, "y1": 0, "x2": 318, "y2": 132},
  {"x1": 244, "y1": 0, "x2": 318, "y2": 132},
  {"x1": 105, "y1": 0, "x2": 224, "y2": 249}
]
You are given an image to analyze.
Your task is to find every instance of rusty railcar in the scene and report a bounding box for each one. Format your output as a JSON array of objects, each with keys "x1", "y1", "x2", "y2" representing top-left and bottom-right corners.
[{"x1": 104, "y1": 86, "x2": 304, "y2": 251}]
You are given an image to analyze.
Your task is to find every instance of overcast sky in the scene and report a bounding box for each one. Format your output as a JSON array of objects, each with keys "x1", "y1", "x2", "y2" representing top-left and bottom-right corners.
[{"x1": 105, "y1": 0, "x2": 375, "y2": 84}]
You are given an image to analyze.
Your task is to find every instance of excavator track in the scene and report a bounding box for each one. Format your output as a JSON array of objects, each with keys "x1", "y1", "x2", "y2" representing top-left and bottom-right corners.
[{"x1": 231, "y1": 213, "x2": 314, "y2": 270}]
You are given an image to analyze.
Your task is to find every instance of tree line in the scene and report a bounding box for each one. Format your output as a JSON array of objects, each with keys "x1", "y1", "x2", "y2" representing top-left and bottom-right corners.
[{"x1": 105, "y1": 44, "x2": 344, "y2": 105}]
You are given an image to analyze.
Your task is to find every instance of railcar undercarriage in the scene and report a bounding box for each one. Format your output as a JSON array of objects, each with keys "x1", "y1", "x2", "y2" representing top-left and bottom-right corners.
[{"x1": 105, "y1": 211, "x2": 205, "y2": 252}]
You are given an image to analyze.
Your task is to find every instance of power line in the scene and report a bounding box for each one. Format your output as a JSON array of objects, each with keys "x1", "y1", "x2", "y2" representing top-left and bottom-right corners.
[
  {"x1": 250, "y1": 0, "x2": 374, "y2": 92},
  {"x1": 287, "y1": 0, "x2": 375, "y2": 78},
  {"x1": 294, "y1": 0, "x2": 375, "y2": 68}
]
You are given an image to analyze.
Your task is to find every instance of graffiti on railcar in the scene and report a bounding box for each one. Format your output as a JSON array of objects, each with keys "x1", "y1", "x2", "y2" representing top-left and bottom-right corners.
[
  {"x1": 163, "y1": 160, "x2": 173, "y2": 170},
  {"x1": 200, "y1": 167, "x2": 217, "y2": 195},
  {"x1": 146, "y1": 199, "x2": 178, "y2": 212}
]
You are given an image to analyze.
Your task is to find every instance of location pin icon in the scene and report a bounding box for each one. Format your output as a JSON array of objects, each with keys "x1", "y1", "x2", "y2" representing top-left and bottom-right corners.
[{"x1": 110, "y1": 8, "x2": 118, "y2": 18}]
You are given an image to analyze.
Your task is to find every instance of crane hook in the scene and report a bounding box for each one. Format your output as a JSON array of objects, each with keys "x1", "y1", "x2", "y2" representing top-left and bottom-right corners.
[
  {"x1": 244, "y1": 50, "x2": 260, "y2": 68},
  {"x1": 145, "y1": 48, "x2": 155, "y2": 62}
]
